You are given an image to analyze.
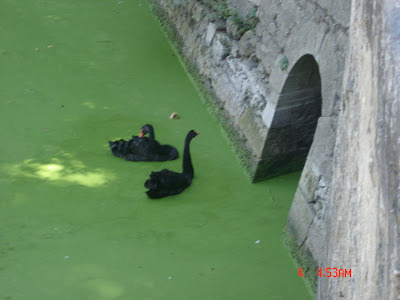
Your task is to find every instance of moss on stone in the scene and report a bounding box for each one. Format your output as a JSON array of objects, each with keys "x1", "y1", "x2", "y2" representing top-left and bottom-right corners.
[
  {"x1": 148, "y1": 0, "x2": 257, "y2": 180},
  {"x1": 282, "y1": 226, "x2": 318, "y2": 295}
]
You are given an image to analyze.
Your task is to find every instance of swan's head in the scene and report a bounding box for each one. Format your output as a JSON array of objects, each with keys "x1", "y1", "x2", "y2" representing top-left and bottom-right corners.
[
  {"x1": 187, "y1": 130, "x2": 200, "y2": 140},
  {"x1": 139, "y1": 124, "x2": 153, "y2": 138}
]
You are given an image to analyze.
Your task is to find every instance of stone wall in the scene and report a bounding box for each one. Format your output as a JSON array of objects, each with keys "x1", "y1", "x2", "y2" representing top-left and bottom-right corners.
[
  {"x1": 149, "y1": 0, "x2": 349, "y2": 181},
  {"x1": 322, "y1": 0, "x2": 400, "y2": 299},
  {"x1": 147, "y1": 0, "x2": 400, "y2": 298},
  {"x1": 148, "y1": 0, "x2": 349, "y2": 290}
]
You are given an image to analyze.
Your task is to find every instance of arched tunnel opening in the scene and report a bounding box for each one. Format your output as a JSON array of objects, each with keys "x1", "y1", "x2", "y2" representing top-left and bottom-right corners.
[{"x1": 254, "y1": 54, "x2": 322, "y2": 182}]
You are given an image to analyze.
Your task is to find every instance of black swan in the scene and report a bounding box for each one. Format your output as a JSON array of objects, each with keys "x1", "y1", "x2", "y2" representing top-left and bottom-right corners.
[
  {"x1": 109, "y1": 124, "x2": 178, "y2": 161},
  {"x1": 144, "y1": 130, "x2": 199, "y2": 199}
]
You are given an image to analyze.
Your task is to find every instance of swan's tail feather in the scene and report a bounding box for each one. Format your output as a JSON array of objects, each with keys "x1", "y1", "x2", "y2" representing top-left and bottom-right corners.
[
  {"x1": 109, "y1": 139, "x2": 132, "y2": 156},
  {"x1": 144, "y1": 171, "x2": 161, "y2": 189},
  {"x1": 144, "y1": 178, "x2": 153, "y2": 189},
  {"x1": 109, "y1": 140, "x2": 121, "y2": 154},
  {"x1": 144, "y1": 169, "x2": 175, "y2": 189}
]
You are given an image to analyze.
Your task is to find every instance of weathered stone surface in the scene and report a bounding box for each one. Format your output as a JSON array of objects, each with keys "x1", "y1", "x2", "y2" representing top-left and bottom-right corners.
[
  {"x1": 307, "y1": 116, "x2": 336, "y2": 183},
  {"x1": 148, "y1": 2, "x2": 400, "y2": 297},
  {"x1": 287, "y1": 188, "x2": 315, "y2": 246},
  {"x1": 214, "y1": 19, "x2": 226, "y2": 31},
  {"x1": 149, "y1": 0, "x2": 348, "y2": 184},
  {"x1": 204, "y1": 22, "x2": 217, "y2": 46},
  {"x1": 211, "y1": 33, "x2": 231, "y2": 61},
  {"x1": 238, "y1": 106, "x2": 266, "y2": 156},
  {"x1": 322, "y1": 1, "x2": 400, "y2": 299},
  {"x1": 238, "y1": 30, "x2": 256, "y2": 57},
  {"x1": 226, "y1": 0, "x2": 257, "y2": 19},
  {"x1": 226, "y1": 16, "x2": 241, "y2": 40},
  {"x1": 229, "y1": 39, "x2": 240, "y2": 58},
  {"x1": 297, "y1": 161, "x2": 321, "y2": 204}
]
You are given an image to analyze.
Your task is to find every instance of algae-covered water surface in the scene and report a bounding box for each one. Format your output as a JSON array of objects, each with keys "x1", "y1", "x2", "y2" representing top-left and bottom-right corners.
[{"x1": 0, "y1": 0, "x2": 311, "y2": 299}]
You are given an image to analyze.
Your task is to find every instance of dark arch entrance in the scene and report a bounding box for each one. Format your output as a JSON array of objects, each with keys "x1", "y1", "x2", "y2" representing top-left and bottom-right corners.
[{"x1": 253, "y1": 54, "x2": 322, "y2": 182}]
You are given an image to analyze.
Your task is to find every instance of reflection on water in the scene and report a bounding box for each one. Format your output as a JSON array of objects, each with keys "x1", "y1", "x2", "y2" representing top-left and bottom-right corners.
[{"x1": 8, "y1": 153, "x2": 115, "y2": 187}]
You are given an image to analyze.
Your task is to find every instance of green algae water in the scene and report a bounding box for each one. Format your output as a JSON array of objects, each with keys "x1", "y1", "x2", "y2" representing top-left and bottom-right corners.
[{"x1": 0, "y1": 0, "x2": 311, "y2": 299}]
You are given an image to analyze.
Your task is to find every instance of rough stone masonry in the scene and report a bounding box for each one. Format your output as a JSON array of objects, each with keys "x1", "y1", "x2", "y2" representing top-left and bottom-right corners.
[{"x1": 148, "y1": 0, "x2": 400, "y2": 298}]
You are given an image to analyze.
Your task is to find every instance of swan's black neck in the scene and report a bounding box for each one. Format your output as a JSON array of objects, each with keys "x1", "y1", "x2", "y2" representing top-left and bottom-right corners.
[
  {"x1": 182, "y1": 134, "x2": 194, "y2": 178},
  {"x1": 148, "y1": 126, "x2": 155, "y2": 141},
  {"x1": 146, "y1": 125, "x2": 156, "y2": 147}
]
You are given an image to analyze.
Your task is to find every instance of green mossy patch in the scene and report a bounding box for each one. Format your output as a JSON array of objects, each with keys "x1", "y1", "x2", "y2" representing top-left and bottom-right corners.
[
  {"x1": 282, "y1": 227, "x2": 318, "y2": 295},
  {"x1": 165, "y1": 0, "x2": 258, "y2": 38}
]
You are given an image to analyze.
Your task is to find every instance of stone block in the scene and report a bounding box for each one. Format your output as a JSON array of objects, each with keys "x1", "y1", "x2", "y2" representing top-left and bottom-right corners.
[
  {"x1": 239, "y1": 30, "x2": 257, "y2": 57},
  {"x1": 274, "y1": 1, "x2": 299, "y2": 39},
  {"x1": 230, "y1": 40, "x2": 240, "y2": 57},
  {"x1": 307, "y1": 116, "x2": 336, "y2": 184},
  {"x1": 317, "y1": 0, "x2": 351, "y2": 27},
  {"x1": 304, "y1": 220, "x2": 326, "y2": 264},
  {"x1": 212, "y1": 33, "x2": 231, "y2": 61},
  {"x1": 205, "y1": 22, "x2": 217, "y2": 46},
  {"x1": 226, "y1": 16, "x2": 241, "y2": 40},
  {"x1": 266, "y1": 20, "x2": 277, "y2": 37},
  {"x1": 287, "y1": 189, "x2": 315, "y2": 246},
  {"x1": 261, "y1": 91, "x2": 278, "y2": 128},
  {"x1": 238, "y1": 106, "x2": 267, "y2": 156},
  {"x1": 268, "y1": 53, "x2": 291, "y2": 95},
  {"x1": 215, "y1": 19, "x2": 227, "y2": 31},
  {"x1": 297, "y1": 160, "x2": 320, "y2": 203},
  {"x1": 226, "y1": 0, "x2": 256, "y2": 19}
]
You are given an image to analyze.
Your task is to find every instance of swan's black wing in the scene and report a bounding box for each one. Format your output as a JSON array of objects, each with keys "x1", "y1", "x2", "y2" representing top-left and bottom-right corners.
[
  {"x1": 145, "y1": 169, "x2": 188, "y2": 189},
  {"x1": 134, "y1": 140, "x2": 178, "y2": 161},
  {"x1": 109, "y1": 136, "x2": 178, "y2": 162},
  {"x1": 145, "y1": 169, "x2": 190, "y2": 199},
  {"x1": 109, "y1": 136, "x2": 153, "y2": 161},
  {"x1": 148, "y1": 145, "x2": 179, "y2": 161}
]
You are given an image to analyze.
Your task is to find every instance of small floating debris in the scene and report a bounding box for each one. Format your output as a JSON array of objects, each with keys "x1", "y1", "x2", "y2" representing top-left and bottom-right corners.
[
  {"x1": 211, "y1": 267, "x2": 215, "y2": 271},
  {"x1": 168, "y1": 276, "x2": 172, "y2": 280},
  {"x1": 48, "y1": 45, "x2": 53, "y2": 48},
  {"x1": 64, "y1": 256, "x2": 70, "y2": 259},
  {"x1": 169, "y1": 112, "x2": 180, "y2": 119},
  {"x1": 35, "y1": 48, "x2": 40, "y2": 52},
  {"x1": 254, "y1": 240, "x2": 261, "y2": 244}
]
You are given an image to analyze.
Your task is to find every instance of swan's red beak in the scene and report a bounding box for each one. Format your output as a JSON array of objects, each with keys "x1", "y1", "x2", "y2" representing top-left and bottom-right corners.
[
  {"x1": 195, "y1": 131, "x2": 200, "y2": 135},
  {"x1": 139, "y1": 129, "x2": 144, "y2": 138}
]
